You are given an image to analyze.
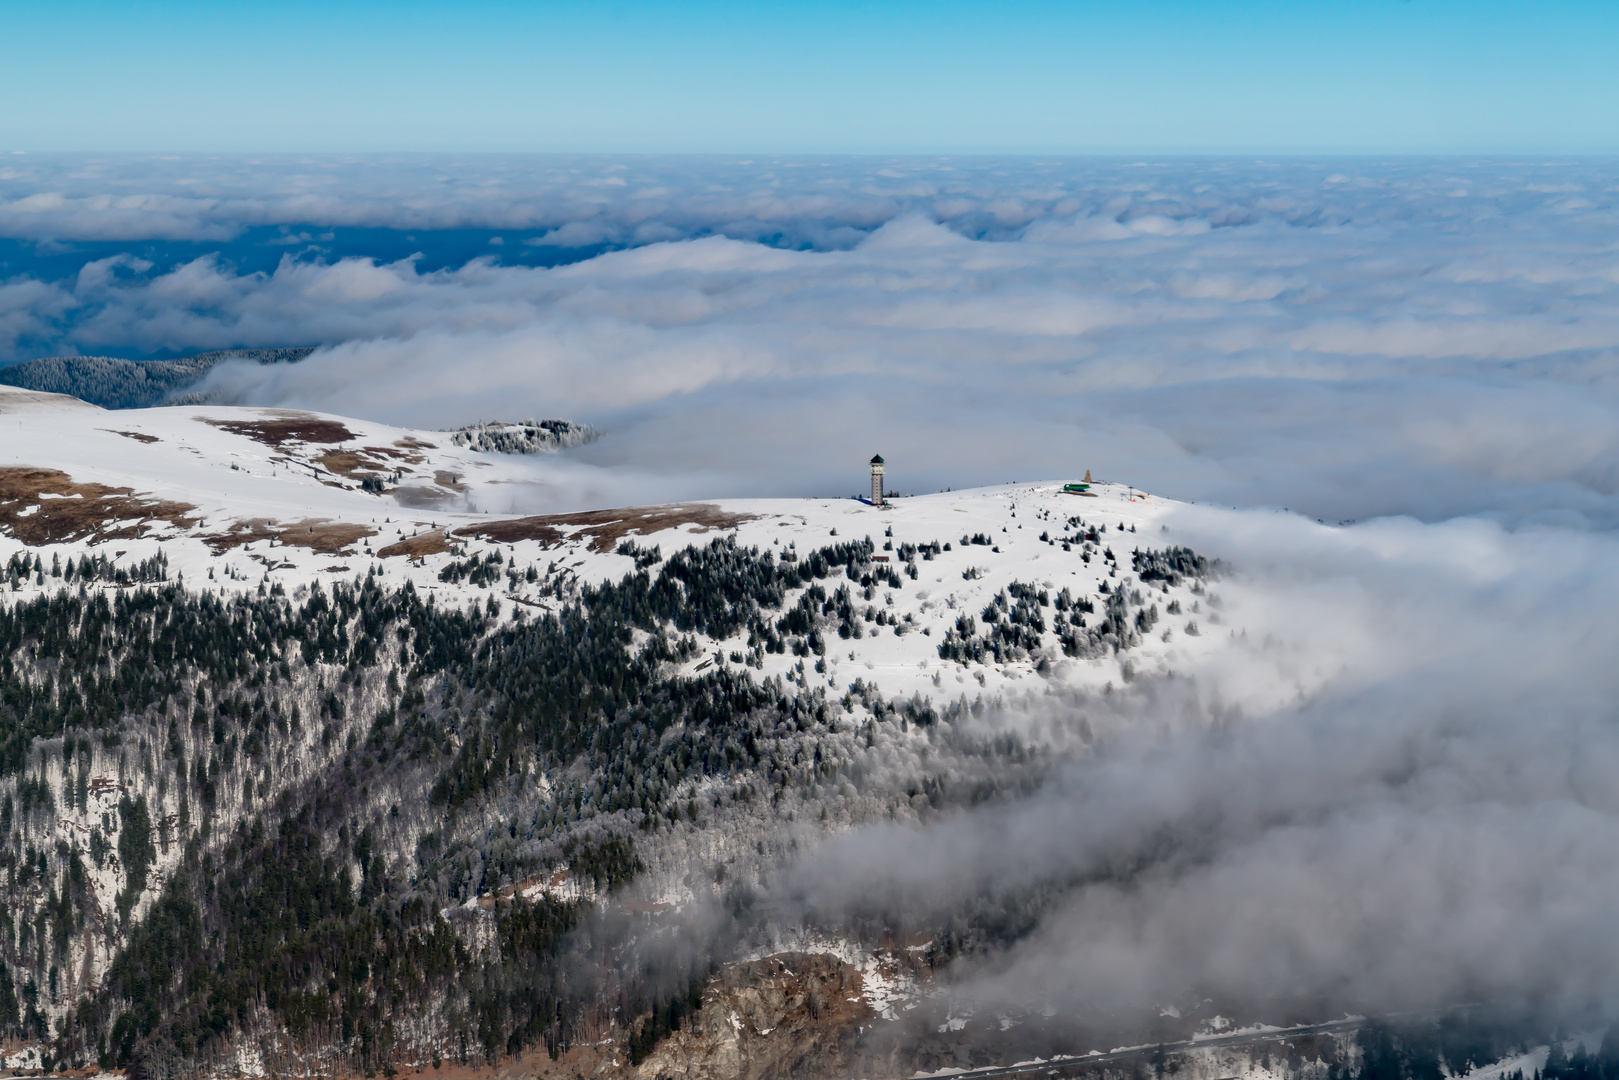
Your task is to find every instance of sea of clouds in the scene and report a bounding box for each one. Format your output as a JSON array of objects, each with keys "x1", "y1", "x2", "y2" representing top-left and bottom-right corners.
[
  {"x1": 783, "y1": 505, "x2": 1619, "y2": 1029},
  {"x1": 4, "y1": 154, "x2": 1619, "y2": 523},
  {"x1": 5, "y1": 154, "x2": 1619, "y2": 1032}
]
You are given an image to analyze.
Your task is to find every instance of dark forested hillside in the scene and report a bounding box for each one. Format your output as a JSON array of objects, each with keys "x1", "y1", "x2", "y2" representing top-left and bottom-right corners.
[
  {"x1": 0, "y1": 533, "x2": 1342, "y2": 1080},
  {"x1": 0, "y1": 531, "x2": 1576, "y2": 1080},
  {"x1": 0, "y1": 533, "x2": 1095, "y2": 1075},
  {"x1": 0, "y1": 349, "x2": 314, "y2": 409}
]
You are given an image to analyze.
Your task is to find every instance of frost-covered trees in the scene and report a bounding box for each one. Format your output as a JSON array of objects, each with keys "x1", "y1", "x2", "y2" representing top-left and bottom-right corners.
[{"x1": 448, "y1": 419, "x2": 600, "y2": 455}]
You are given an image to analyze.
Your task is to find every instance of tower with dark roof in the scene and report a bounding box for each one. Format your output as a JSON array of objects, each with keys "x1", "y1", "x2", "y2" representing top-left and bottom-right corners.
[{"x1": 870, "y1": 454, "x2": 885, "y2": 506}]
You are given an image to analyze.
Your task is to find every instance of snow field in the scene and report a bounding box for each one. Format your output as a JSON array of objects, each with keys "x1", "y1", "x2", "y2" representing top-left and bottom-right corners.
[{"x1": 0, "y1": 402, "x2": 1234, "y2": 711}]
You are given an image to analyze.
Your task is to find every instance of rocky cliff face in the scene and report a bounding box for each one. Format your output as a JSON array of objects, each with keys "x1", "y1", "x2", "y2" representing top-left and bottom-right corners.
[{"x1": 634, "y1": 953, "x2": 875, "y2": 1080}]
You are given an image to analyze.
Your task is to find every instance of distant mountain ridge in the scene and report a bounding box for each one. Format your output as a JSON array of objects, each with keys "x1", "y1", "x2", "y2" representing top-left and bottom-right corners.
[{"x1": 0, "y1": 347, "x2": 315, "y2": 409}]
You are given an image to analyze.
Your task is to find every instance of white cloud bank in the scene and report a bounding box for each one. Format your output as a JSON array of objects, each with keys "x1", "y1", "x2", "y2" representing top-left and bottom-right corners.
[
  {"x1": 775, "y1": 507, "x2": 1619, "y2": 1025},
  {"x1": 4, "y1": 155, "x2": 1619, "y2": 523}
]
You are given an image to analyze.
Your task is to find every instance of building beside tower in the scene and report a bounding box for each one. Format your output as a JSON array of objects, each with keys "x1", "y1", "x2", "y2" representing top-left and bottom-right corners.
[{"x1": 870, "y1": 454, "x2": 885, "y2": 506}]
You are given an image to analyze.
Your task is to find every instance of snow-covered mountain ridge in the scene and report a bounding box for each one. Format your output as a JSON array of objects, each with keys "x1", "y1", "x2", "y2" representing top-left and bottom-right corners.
[
  {"x1": 0, "y1": 389, "x2": 1227, "y2": 709},
  {"x1": 0, "y1": 390, "x2": 1558, "y2": 1080},
  {"x1": 0, "y1": 389, "x2": 1263, "y2": 1079}
]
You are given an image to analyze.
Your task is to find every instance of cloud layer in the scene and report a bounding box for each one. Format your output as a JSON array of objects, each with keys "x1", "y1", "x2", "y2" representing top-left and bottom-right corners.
[
  {"x1": 5, "y1": 155, "x2": 1619, "y2": 523},
  {"x1": 778, "y1": 507, "x2": 1619, "y2": 1025},
  {"x1": 8, "y1": 154, "x2": 1607, "y2": 247}
]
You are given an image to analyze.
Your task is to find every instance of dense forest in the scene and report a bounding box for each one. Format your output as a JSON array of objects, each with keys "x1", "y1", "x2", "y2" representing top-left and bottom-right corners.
[
  {"x1": 0, "y1": 349, "x2": 314, "y2": 409},
  {"x1": 0, "y1": 529, "x2": 1346, "y2": 1080}
]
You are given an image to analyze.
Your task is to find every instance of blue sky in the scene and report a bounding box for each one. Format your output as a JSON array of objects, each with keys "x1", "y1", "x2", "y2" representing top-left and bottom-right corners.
[{"x1": 2, "y1": 0, "x2": 1615, "y2": 153}]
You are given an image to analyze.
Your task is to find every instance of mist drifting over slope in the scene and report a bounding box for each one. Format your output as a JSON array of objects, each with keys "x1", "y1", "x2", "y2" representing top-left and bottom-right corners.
[
  {"x1": 777, "y1": 508, "x2": 1619, "y2": 1026},
  {"x1": 4, "y1": 154, "x2": 1619, "y2": 1037}
]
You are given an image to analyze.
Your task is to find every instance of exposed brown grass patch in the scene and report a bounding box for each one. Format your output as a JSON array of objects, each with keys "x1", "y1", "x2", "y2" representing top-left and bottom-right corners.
[
  {"x1": 327, "y1": 452, "x2": 388, "y2": 477},
  {"x1": 376, "y1": 528, "x2": 453, "y2": 560},
  {"x1": 0, "y1": 467, "x2": 196, "y2": 545},
  {"x1": 434, "y1": 470, "x2": 467, "y2": 491},
  {"x1": 319, "y1": 446, "x2": 416, "y2": 478},
  {"x1": 363, "y1": 444, "x2": 425, "y2": 464},
  {"x1": 102, "y1": 429, "x2": 159, "y2": 444},
  {"x1": 204, "y1": 518, "x2": 374, "y2": 556},
  {"x1": 395, "y1": 436, "x2": 438, "y2": 450},
  {"x1": 455, "y1": 503, "x2": 757, "y2": 553},
  {"x1": 205, "y1": 416, "x2": 357, "y2": 448},
  {"x1": 317, "y1": 450, "x2": 367, "y2": 475},
  {"x1": 393, "y1": 484, "x2": 456, "y2": 509}
]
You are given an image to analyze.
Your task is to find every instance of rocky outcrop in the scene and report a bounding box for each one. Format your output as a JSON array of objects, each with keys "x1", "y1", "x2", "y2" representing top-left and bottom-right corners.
[{"x1": 635, "y1": 952, "x2": 875, "y2": 1080}]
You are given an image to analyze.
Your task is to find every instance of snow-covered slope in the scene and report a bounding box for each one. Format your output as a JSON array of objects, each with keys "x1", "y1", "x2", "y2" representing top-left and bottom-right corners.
[
  {"x1": 0, "y1": 384, "x2": 105, "y2": 414},
  {"x1": 0, "y1": 401, "x2": 1228, "y2": 707}
]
